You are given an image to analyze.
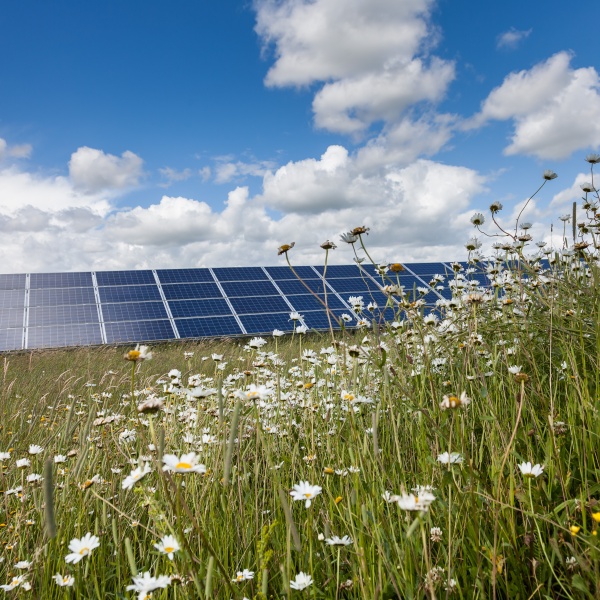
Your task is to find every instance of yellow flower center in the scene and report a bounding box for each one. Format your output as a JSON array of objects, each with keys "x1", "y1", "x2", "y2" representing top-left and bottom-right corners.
[
  {"x1": 304, "y1": 493, "x2": 312, "y2": 498},
  {"x1": 164, "y1": 546, "x2": 174, "y2": 553},
  {"x1": 127, "y1": 350, "x2": 141, "y2": 360},
  {"x1": 79, "y1": 547, "x2": 89, "y2": 555},
  {"x1": 176, "y1": 462, "x2": 192, "y2": 470}
]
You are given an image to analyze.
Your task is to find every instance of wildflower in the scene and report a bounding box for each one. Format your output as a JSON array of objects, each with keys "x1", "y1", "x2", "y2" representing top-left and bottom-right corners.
[
  {"x1": 585, "y1": 153, "x2": 600, "y2": 164},
  {"x1": 340, "y1": 231, "x2": 358, "y2": 244},
  {"x1": 325, "y1": 535, "x2": 352, "y2": 546},
  {"x1": 559, "y1": 214, "x2": 571, "y2": 222},
  {"x1": 211, "y1": 353, "x2": 223, "y2": 361},
  {"x1": 14, "y1": 561, "x2": 31, "y2": 570},
  {"x1": 16, "y1": 458, "x2": 31, "y2": 468},
  {"x1": 592, "y1": 512, "x2": 600, "y2": 523},
  {"x1": 430, "y1": 527, "x2": 443, "y2": 542},
  {"x1": 126, "y1": 572, "x2": 171, "y2": 599},
  {"x1": 581, "y1": 182, "x2": 595, "y2": 193},
  {"x1": 389, "y1": 263, "x2": 404, "y2": 272},
  {"x1": 277, "y1": 242, "x2": 295, "y2": 255},
  {"x1": 351, "y1": 226, "x2": 370, "y2": 236},
  {"x1": 137, "y1": 396, "x2": 164, "y2": 414},
  {"x1": 290, "y1": 481, "x2": 322, "y2": 508},
  {"x1": 0, "y1": 576, "x2": 26, "y2": 591},
  {"x1": 236, "y1": 384, "x2": 273, "y2": 401},
  {"x1": 470, "y1": 213, "x2": 485, "y2": 226},
  {"x1": 518, "y1": 462, "x2": 544, "y2": 478},
  {"x1": 489, "y1": 201, "x2": 503, "y2": 213},
  {"x1": 122, "y1": 464, "x2": 152, "y2": 490},
  {"x1": 437, "y1": 452, "x2": 463, "y2": 464},
  {"x1": 248, "y1": 337, "x2": 267, "y2": 349},
  {"x1": 273, "y1": 329, "x2": 285, "y2": 337},
  {"x1": 290, "y1": 572, "x2": 313, "y2": 590},
  {"x1": 565, "y1": 556, "x2": 577, "y2": 570},
  {"x1": 162, "y1": 453, "x2": 206, "y2": 474},
  {"x1": 320, "y1": 240, "x2": 337, "y2": 250},
  {"x1": 124, "y1": 344, "x2": 153, "y2": 362},
  {"x1": 570, "y1": 525, "x2": 581, "y2": 536},
  {"x1": 28, "y1": 444, "x2": 43, "y2": 455},
  {"x1": 440, "y1": 392, "x2": 471, "y2": 410},
  {"x1": 232, "y1": 569, "x2": 254, "y2": 582},
  {"x1": 154, "y1": 534, "x2": 180, "y2": 560},
  {"x1": 54, "y1": 455, "x2": 67, "y2": 463},
  {"x1": 507, "y1": 365, "x2": 522, "y2": 375},
  {"x1": 296, "y1": 324, "x2": 308, "y2": 334},
  {"x1": 543, "y1": 170, "x2": 557, "y2": 180},
  {"x1": 289, "y1": 311, "x2": 303, "y2": 321},
  {"x1": 0, "y1": 451, "x2": 10, "y2": 460},
  {"x1": 26, "y1": 473, "x2": 43, "y2": 483},
  {"x1": 53, "y1": 574, "x2": 75, "y2": 587},
  {"x1": 65, "y1": 533, "x2": 100, "y2": 564},
  {"x1": 396, "y1": 492, "x2": 435, "y2": 512}
]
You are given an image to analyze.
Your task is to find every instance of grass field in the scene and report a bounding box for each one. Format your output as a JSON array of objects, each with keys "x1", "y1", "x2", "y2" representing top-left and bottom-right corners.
[{"x1": 1, "y1": 179, "x2": 600, "y2": 598}]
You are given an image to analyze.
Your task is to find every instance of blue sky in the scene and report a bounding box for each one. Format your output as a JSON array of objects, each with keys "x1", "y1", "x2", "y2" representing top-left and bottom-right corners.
[{"x1": 0, "y1": 0, "x2": 598, "y2": 273}]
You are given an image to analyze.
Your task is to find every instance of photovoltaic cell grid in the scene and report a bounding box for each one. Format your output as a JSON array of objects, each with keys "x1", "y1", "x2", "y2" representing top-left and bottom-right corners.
[{"x1": 0, "y1": 263, "x2": 481, "y2": 350}]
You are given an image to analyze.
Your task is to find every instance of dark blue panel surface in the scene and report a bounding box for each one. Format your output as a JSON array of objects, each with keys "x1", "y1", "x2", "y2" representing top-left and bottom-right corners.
[
  {"x1": 30, "y1": 272, "x2": 93, "y2": 289},
  {"x1": 168, "y1": 298, "x2": 233, "y2": 318},
  {"x1": 102, "y1": 302, "x2": 168, "y2": 322},
  {"x1": 175, "y1": 316, "x2": 242, "y2": 338},
  {"x1": 265, "y1": 266, "x2": 319, "y2": 280},
  {"x1": 404, "y1": 263, "x2": 448, "y2": 276},
  {"x1": 239, "y1": 312, "x2": 298, "y2": 334},
  {"x1": 300, "y1": 310, "x2": 356, "y2": 330},
  {"x1": 286, "y1": 294, "x2": 346, "y2": 311},
  {"x1": 104, "y1": 320, "x2": 175, "y2": 343},
  {"x1": 156, "y1": 268, "x2": 213, "y2": 284},
  {"x1": 327, "y1": 277, "x2": 382, "y2": 293},
  {"x1": 27, "y1": 323, "x2": 102, "y2": 348},
  {"x1": 229, "y1": 295, "x2": 290, "y2": 315},
  {"x1": 0, "y1": 289, "x2": 26, "y2": 308},
  {"x1": 28, "y1": 304, "x2": 99, "y2": 327},
  {"x1": 29, "y1": 287, "x2": 96, "y2": 307},
  {"x1": 220, "y1": 280, "x2": 279, "y2": 297},
  {"x1": 313, "y1": 264, "x2": 362, "y2": 278},
  {"x1": 0, "y1": 307, "x2": 25, "y2": 328},
  {"x1": 161, "y1": 282, "x2": 222, "y2": 300},
  {"x1": 0, "y1": 328, "x2": 23, "y2": 351},
  {"x1": 212, "y1": 267, "x2": 268, "y2": 281},
  {"x1": 0, "y1": 274, "x2": 26, "y2": 290},
  {"x1": 99, "y1": 285, "x2": 161, "y2": 303},
  {"x1": 96, "y1": 270, "x2": 155, "y2": 286},
  {"x1": 273, "y1": 279, "x2": 327, "y2": 295}
]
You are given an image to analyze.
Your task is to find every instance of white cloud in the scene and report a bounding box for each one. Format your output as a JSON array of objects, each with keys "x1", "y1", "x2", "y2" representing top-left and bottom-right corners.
[
  {"x1": 0, "y1": 138, "x2": 32, "y2": 161},
  {"x1": 69, "y1": 147, "x2": 144, "y2": 193},
  {"x1": 255, "y1": 0, "x2": 453, "y2": 135},
  {"x1": 159, "y1": 167, "x2": 193, "y2": 186},
  {"x1": 213, "y1": 157, "x2": 278, "y2": 184},
  {"x1": 468, "y1": 52, "x2": 600, "y2": 159},
  {"x1": 496, "y1": 27, "x2": 532, "y2": 50}
]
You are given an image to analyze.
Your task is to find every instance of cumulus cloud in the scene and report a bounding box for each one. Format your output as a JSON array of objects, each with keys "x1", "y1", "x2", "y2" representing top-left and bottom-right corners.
[
  {"x1": 255, "y1": 0, "x2": 454, "y2": 135},
  {"x1": 467, "y1": 52, "x2": 600, "y2": 159},
  {"x1": 159, "y1": 167, "x2": 194, "y2": 186},
  {"x1": 213, "y1": 157, "x2": 278, "y2": 184},
  {"x1": 69, "y1": 146, "x2": 144, "y2": 193},
  {"x1": 496, "y1": 27, "x2": 532, "y2": 50}
]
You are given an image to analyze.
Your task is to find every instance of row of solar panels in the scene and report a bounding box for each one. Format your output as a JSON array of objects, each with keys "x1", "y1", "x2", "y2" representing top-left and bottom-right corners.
[{"x1": 0, "y1": 263, "x2": 467, "y2": 351}]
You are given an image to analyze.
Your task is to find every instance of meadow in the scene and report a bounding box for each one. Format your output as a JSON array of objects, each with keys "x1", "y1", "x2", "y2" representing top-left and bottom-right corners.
[{"x1": 0, "y1": 163, "x2": 599, "y2": 599}]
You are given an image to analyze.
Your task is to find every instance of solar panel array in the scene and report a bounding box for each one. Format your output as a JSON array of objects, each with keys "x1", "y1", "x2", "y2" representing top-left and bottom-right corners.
[{"x1": 0, "y1": 262, "x2": 464, "y2": 351}]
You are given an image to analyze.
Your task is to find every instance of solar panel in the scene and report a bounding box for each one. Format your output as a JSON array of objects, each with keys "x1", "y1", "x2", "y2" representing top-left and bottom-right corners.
[
  {"x1": 155, "y1": 268, "x2": 214, "y2": 284},
  {"x1": 220, "y1": 280, "x2": 279, "y2": 297},
  {"x1": 104, "y1": 320, "x2": 176, "y2": 344},
  {"x1": 27, "y1": 323, "x2": 103, "y2": 348},
  {"x1": 99, "y1": 285, "x2": 162, "y2": 303},
  {"x1": 29, "y1": 272, "x2": 93, "y2": 289},
  {"x1": 175, "y1": 316, "x2": 243, "y2": 338},
  {"x1": 265, "y1": 266, "x2": 320, "y2": 280},
  {"x1": 238, "y1": 312, "x2": 298, "y2": 334},
  {"x1": 102, "y1": 302, "x2": 168, "y2": 322},
  {"x1": 161, "y1": 283, "x2": 223, "y2": 300},
  {"x1": 28, "y1": 305, "x2": 99, "y2": 327},
  {"x1": 0, "y1": 307, "x2": 24, "y2": 329},
  {"x1": 274, "y1": 279, "x2": 328, "y2": 295},
  {"x1": 96, "y1": 270, "x2": 155, "y2": 286},
  {"x1": 0, "y1": 328, "x2": 23, "y2": 351},
  {"x1": 0, "y1": 290, "x2": 26, "y2": 309},
  {"x1": 213, "y1": 267, "x2": 269, "y2": 281},
  {"x1": 286, "y1": 294, "x2": 346, "y2": 311},
  {"x1": 0, "y1": 262, "x2": 469, "y2": 350},
  {"x1": 0, "y1": 274, "x2": 26, "y2": 290},
  {"x1": 168, "y1": 298, "x2": 233, "y2": 318},
  {"x1": 29, "y1": 287, "x2": 96, "y2": 307},
  {"x1": 229, "y1": 295, "x2": 290, "y2": 315}
]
